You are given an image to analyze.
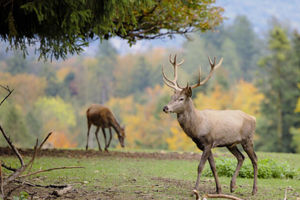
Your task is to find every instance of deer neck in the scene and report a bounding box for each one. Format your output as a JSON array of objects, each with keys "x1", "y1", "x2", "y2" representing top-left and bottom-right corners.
[
  {"x1": 111, "y1": 120, "x2": 122, "y2": 135},
  {"x1": 176, "y1": 98, "x2": 200, "y2": 138}
]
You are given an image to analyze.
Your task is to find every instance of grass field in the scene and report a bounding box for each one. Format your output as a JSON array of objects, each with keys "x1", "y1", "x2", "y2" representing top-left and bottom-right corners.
[{"x1": 1, "y1": 149, "x2": 300, "y2": 200}]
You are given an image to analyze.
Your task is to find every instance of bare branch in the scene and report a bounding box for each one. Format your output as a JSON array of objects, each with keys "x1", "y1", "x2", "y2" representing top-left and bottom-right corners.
[
  {"x1": 0, "y1": 125, "x2": 24, "y2": 166},
  {"x1": 19, "y1": 166, "x2": 84, "y2": 178},
  {"x1": 0, "y1": 85, "x2": 14, "y2": 107},
  {"x1": 38, "y1": 132, "x2": 53, "y2": 151},
  {"x1": 1, "y1": 162, "x2": 16, "y2": 172}
]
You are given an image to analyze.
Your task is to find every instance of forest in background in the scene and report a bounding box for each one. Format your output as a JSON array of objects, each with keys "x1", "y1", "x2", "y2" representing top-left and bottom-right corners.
[{"x1": 0, "y1": 15, "x2": 299, "y2": 153}]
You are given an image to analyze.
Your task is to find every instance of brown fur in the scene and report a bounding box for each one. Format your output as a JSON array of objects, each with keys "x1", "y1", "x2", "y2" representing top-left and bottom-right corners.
[
  {"x1": 162, "y1": 55, "x2": 257, "y2": 195},
  {"x1": 164, "y1": 87, "x2": 258, "y2": 195},
  {"x1": 86, "y1": 104, "x2": 125, "y2": 151}
]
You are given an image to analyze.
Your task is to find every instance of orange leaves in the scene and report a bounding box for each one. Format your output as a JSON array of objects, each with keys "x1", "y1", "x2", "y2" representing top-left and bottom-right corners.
[{"x1": 47, "y1": 131, "x2": 77, "y2": 148}]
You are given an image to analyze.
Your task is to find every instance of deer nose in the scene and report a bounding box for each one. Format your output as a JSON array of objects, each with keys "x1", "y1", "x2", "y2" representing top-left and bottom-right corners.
[{"x1": 163, "y1": 106, "x2": 169, "y2": 113}]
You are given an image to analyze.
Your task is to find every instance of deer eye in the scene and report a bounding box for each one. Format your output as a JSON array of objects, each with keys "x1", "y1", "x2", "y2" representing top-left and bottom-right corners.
[{"x1": 179, "y1": 98, "x2": 184, "y2": 101}]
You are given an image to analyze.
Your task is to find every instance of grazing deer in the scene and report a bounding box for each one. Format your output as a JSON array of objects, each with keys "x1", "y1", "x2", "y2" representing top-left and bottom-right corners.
[
  {"x1": 162, "y1": 55, "x2": 257, "y2": 195},
  {"x1": 86, "y1": 104, "x2": 125, "y2": 151}
]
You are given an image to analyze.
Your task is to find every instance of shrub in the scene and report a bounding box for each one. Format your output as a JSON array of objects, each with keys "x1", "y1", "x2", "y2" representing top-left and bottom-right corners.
[{"x1": 203, "y1": 157, "x2": 297, "y2": 179}]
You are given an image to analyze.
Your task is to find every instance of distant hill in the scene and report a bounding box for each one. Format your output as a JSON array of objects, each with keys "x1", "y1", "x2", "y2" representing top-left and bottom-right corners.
[{"x1": 216, "y1": 0, "x2": 300, "y2": 33}]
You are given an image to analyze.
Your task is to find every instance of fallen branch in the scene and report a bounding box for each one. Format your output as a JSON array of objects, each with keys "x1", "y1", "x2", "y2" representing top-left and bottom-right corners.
[
  {"x1": 52, "y1": 185, "x2": 72, "y2": 197},
  {"x1": 19, "y1": 166, "x2": 84, "y2": 178},
  {"x1": 14, "y1": 180, "x2": 68, "y2": 189},
  {"x1": 193, "y1": 190, "x2": 244, "y2": 200}
]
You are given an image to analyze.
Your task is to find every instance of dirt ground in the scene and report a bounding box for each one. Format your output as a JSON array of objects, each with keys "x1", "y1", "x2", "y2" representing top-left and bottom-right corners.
[
  {"x1": 1, "y1": 147, "x2": 207, "y2": 200},
  {"x1": 0, "y1": 147, "x2": 203, "y2": 161}
]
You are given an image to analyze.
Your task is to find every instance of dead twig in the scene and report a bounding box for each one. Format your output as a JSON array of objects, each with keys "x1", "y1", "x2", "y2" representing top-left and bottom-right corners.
[
  {"x1": 1, "y1": 162, "x2": 17, "y2": 172},
  {"x1": 38, "y1": 132, "x2": 53, "y2": 151},
  {"x1": 0, "y1": 85, "x2": 14, "y2": 107},
  {"x1": 19, "y1": 166, "x2": 84, "y2": 178},
  {"x1": 2, "y1": 140, "x2": 38, "y2": 187},
  {"x1": 193, "y1": 190, "x2": 244, "y2": 200},
  {"x1": 0, "y1": 125, "x2": 24, "y2": 166}
]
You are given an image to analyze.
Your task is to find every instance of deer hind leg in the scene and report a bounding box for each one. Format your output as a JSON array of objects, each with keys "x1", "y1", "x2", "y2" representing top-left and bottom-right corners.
[
  {"x1": 102, "y1": 128, "x2": 108, "y2": 152},
  {"x1": 107, "y1": 127, "x2": 113, "y2": 149},
  {"x1": 86, "y1": 122, "x2": 91, "y2": 150},
  {"x1": 94, "y1": 127, "x2": 102, "y2": 151},
  {"x1": 227, "y1": 145, "x2": 245, "y2": 193},
  {"x1": 208, "y1": 153, "x2": 222, "y2": 194},
  {"x1": 195, "y1": 146, "x2": 211, "y2": 191},
  {"x1": 242, "y1": 141, "x2": 258, "y2": 195}
]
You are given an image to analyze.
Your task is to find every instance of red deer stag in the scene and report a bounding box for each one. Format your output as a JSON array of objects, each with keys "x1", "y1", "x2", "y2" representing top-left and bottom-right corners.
[
  {"x1": 86, "y1": 104, "x2": 125, "y2": 151},
  {"x1": 162, "y1": 55, "x2": 257, "y2": 195}
]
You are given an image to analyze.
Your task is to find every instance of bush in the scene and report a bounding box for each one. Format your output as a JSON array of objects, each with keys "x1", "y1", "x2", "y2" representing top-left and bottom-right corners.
[{"x1": 203, "y1": 157, "x2": 297, "y2": 179}]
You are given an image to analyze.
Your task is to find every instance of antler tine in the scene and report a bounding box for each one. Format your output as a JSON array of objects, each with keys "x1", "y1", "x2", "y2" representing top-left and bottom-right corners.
[
  {"x1": 162, "y1": 54, "x2": 183, "y2": 91},
  {"x1": 177, "y1": 58, "x2": 184, "y2": 66},
  {"x1": 191, "y1": 57, "x2": 223, "y2": 89},
  {"x1": 190, "y1": 66, "x2": 202, "y2": 89},
  {"x1": 162, "y1": 65, "x2": 176, "y2": 86}
]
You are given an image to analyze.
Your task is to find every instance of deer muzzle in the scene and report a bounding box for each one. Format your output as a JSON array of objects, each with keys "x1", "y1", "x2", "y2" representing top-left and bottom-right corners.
[{"x1": 163, "y1": 106, "x2": 169, "y2": 113}]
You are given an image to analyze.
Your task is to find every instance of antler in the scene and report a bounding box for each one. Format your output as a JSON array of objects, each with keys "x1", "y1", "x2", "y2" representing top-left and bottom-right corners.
[
  {"x1": 190, "y1": 56, "x2": 223, "y2": 89},
  {"x1": 162, "y1": 54, "x2": 184, "y2": 91}
]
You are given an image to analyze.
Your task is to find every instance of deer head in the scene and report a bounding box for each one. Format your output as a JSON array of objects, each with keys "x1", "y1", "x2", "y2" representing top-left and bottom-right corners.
[
  {"x1": 162, "y1": 54, "x2": 223, "y2": 114},
  {"x1": 118, "y1": 126, "x2": 126, "y2": 147}
]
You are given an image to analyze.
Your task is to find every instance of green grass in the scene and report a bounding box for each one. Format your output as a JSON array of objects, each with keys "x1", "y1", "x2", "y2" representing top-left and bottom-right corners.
[{"x1": 2, "y1": 150, "x2": 300, "y2": 199}]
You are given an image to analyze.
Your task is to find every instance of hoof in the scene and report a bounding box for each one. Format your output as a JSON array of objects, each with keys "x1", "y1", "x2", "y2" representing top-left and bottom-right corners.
[
  {"x1": 252, "y1": 188, "x2": 257, "y2": 195},
  {"x1": 105, "y1": 148, "x2": 109, "y2": 152}
]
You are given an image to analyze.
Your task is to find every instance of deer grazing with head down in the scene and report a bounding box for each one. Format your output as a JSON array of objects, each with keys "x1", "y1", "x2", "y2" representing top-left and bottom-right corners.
[
  {"x1": 162, "y1": 55, "x2": 257, "y2": 195},
  {"x1": 86, "y1": 104, "x2": 125, "y2": 151}
]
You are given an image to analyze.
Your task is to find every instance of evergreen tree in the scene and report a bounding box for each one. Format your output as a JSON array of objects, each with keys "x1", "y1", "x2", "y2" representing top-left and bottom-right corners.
[
  {"x1": 229, "y1": 16, "x2": 260, "y2": 81},
  {"x1": 256, "y1": 26, "x2": 300, "y2": 152}
]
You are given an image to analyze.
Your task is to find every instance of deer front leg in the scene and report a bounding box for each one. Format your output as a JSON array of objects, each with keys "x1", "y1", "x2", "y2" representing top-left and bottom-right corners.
[
  {"x1": 208, "y1": 153, "x2": 222, "y2": 194},
  {"x1": 86, "y1": 123, "x2": 91, "y2": 150},
  {"x1": 194, "y1": 147, "x2": 211, "y2": 191}
]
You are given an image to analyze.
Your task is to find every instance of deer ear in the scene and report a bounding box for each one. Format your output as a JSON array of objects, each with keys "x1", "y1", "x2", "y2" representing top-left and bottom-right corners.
[{"x1": 185, "y1": 86, "x2": 192, "y2": 97}]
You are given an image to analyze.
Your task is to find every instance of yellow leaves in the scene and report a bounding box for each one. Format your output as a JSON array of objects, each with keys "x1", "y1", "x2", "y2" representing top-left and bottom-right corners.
[
  {"x1": 166, "y1": 127, "x2": 197, "y2": 151},
  {"x1": 56, "y1": 67, "x2": 72, "y2": 82},
  {"x1": 295, "y1": 83, "x2": 300, "y2": 113},
  {"x1": 0, "y1": 72, "x2": 46, "y2": 107},
  {"x1": 195, "y1": 84, "x2": 233, "y2": 110},
  {"x1": 82, "y1": 57, "x2": 98, "y2": 68},
  {"x1": 233, "y1": 80, "x2": 264, "y2": 116},
  {"x1": 194, "y1": 80, "x2": 264, "y2": 116},
  {"x1": 34, "y1": 96, "x2": 76, "y2": 128}
]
